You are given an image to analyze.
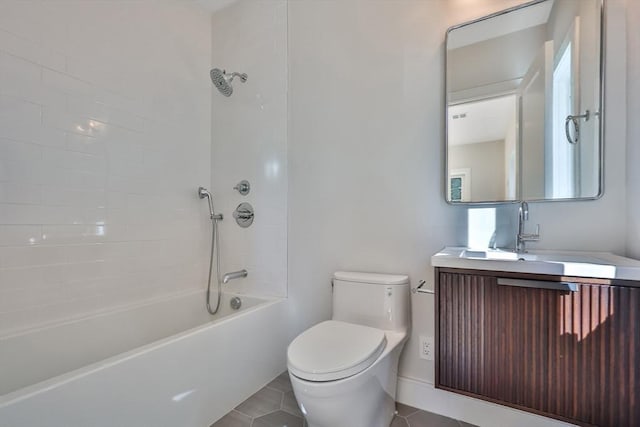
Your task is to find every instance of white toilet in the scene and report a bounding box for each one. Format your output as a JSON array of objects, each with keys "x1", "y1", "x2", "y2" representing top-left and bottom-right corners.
[{"x1": 287, "y1": 271, "x2": 410, "y2": 427}]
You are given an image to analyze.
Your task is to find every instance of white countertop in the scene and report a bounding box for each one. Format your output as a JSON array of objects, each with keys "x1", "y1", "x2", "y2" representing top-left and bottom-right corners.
[{"x1": 431, "y1": 247, "x2": 640, "y2": 281}]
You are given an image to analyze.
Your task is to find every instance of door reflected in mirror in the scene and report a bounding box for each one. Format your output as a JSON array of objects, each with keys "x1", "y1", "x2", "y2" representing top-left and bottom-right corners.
[{"x1": 445, "y1": 0, "x2": 603, "y2": 203}]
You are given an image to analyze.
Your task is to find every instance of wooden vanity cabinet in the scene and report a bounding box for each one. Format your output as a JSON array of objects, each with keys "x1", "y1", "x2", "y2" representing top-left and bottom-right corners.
[{"x1": 435, "y1": 267, "x2": 640, "y2": 427}]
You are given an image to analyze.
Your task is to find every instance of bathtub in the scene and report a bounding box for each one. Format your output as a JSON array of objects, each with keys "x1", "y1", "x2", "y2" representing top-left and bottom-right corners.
[{"x1": 0, "y1": 291, "x2": 288, "y2": 427}]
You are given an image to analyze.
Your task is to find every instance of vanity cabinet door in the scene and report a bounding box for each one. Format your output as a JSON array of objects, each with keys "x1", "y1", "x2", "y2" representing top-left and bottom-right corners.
[{"x1": 435, "y1": 269, "x2": 640, "y2": 427}]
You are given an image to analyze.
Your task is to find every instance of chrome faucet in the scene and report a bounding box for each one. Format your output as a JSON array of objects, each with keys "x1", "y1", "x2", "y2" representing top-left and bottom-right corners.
[
  {"x1": 222, "y1": 269, "x2": 248, "y2": 284},
  {"x1": 516, "y1": 201, "x2": 540, "y2": 252}
]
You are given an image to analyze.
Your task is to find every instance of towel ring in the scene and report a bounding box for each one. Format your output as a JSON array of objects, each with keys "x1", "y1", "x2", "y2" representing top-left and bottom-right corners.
[{"x1": 565, "y1": 110, "x2": 591, "y2": 145}]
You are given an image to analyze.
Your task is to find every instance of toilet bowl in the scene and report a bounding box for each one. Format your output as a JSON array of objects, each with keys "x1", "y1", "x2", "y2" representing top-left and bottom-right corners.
[{"x1": 287, "y1": 271, "x2": 410, "y2": 427}]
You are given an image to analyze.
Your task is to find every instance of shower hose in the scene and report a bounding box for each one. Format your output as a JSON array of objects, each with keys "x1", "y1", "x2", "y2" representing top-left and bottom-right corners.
[{"x1": 206, "y1": 216, "x2": 222, "y2": 315}]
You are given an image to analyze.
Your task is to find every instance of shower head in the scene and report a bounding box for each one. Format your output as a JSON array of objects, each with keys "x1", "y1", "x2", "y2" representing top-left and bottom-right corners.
[{"x1": 210, "y1": 68, "x2": 248, "y2": 97}]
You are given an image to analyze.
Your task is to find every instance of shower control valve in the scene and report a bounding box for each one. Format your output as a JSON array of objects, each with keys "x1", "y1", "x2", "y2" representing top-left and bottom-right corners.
[
  {"x1": 233, "y1": 202, "x2": 254, "y2": 228},
  {"x1": 233, "y1": 180, "x2": 251, "y2": 196}
]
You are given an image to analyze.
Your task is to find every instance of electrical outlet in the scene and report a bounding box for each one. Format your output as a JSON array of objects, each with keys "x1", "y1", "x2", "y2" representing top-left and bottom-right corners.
[{"x1": 419, "y1": 335, "x2": 434, "y2": 361}]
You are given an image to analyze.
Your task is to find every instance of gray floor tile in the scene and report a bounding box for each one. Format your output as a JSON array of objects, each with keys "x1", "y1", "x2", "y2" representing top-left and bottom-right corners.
[
  {"x1": 396, "y1": 403, "x2": 420, "y2": 417},
  {"x1": 215, "y1": 380, "x2": 478, "y2": 427},
  {"x1": 282, "y1": 390, "x2": 303, "y2": 417},
  {"x1": 235, "y1": 386, "x2": 283, "y2": 418},
  {"x1": 210, "y1": 410, "x2": 252, "y2": 427},
  {"x1": 267, "y1": 371, "x2": 294, "y2": 393},
  {"x1": 407, "y1": 410, "x2": 460, "y2": 427},
  {"x1": 253, "y1": 410, "x2": 304, "y2": 427},
  {"x1": 391, "y1": 415, "x2": 410, "y2": 427}
]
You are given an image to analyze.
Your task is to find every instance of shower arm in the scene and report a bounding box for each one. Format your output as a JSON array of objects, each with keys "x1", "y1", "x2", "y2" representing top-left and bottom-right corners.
[{"x1": 228, "y1": 72, "x2": 248, "y2": 83}]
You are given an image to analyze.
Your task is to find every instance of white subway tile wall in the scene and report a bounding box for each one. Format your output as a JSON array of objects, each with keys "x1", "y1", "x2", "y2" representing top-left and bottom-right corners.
[
  {"x1": 0, "y1": 1, "x2": 213, "y2": 336},
  {"x1": 210, "y1": 1, "x2": 288, "y2": 298}
]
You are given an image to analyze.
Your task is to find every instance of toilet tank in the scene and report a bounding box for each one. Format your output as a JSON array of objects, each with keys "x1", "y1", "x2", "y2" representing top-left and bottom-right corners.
[{"x1": 332, "y1": 271, "x2": 410, "y2": 332}]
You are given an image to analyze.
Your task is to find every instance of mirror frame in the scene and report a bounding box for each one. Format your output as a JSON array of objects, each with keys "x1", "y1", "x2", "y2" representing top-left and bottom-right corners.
[{"x1": 444, "y1": 0, "x2": 606, "y2": 205}]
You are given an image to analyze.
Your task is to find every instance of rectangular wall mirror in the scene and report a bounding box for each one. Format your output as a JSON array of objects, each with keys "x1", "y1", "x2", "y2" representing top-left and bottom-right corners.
[{"x1": 445, "y1": 0, "x2": 604, "y2": 204}]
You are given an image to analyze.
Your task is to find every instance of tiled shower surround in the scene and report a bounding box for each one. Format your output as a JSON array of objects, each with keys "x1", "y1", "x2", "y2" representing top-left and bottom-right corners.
[
  {"x1": 0, "y1": 1, "x2": 212, "y2": 335},
  {"x1": 209, "y1": 0, "x2": 288, "y2": 299}
]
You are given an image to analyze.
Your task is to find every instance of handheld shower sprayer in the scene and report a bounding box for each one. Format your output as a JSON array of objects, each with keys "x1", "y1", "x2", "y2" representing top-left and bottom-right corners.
[
  {"x1": 198, "y1": 186, "x2": 247, "y2": 315},
  {"x1": 198, "y1": 187, "x2": 222, "y2": 221},
  {"x1": 198, "y1": 186, "x2": 223, "y2": 315}
]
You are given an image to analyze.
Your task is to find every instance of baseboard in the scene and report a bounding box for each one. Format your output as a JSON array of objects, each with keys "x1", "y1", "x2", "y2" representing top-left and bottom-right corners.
[{"x1": 396, "y1": 376, "x2": 577, "y2": 427}]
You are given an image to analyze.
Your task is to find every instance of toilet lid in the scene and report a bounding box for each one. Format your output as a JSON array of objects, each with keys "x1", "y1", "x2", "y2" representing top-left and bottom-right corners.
[{"x1": 287, "y1": 320, "x2": 387, "y2": 382}]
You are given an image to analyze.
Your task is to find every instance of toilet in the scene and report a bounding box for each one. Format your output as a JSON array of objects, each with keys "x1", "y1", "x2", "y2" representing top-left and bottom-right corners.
[{"x1": 287, "y1": 271, "x2": 410, "y2": 427}]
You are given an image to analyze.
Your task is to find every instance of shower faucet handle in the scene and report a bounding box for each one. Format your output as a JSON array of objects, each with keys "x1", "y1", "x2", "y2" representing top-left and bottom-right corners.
[
  {"x1": 233, "y1": 203, "x2": 254, "y2": 228},
  {"x1": 233, "y1": 210, "x2": 254, "y2": 220},
  {"x1": 233, "y1": 180, "x2": 250, "y2": 195}
]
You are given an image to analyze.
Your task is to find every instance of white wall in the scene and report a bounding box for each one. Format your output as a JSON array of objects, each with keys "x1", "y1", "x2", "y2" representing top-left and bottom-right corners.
[
  {"x1": 448, "y1": 25, "x2": 546, "y2": 93},
  {"x1": 627, "y1": 0, "x2": 640, "y2": 259},
  {"x1": 0, "y1": 1, "x2": 212, "y2": 336},
  {"x1": 287, "y1": 0, "x2": 468, "y2": 384},
  {"x1": 449, "y1": 140, "x2": 506, "y2": 202},
  {"x1": 210, "y1": 0, "x2": 288, "y2": 298},
  {"x1": 287, "y1": 0, "x2": 629, "y2": 392}
]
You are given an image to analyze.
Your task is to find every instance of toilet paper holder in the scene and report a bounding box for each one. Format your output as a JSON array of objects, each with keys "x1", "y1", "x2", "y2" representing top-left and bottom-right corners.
[{"x1": 412, "y1": 280, "x2": 434, "y2": 294}]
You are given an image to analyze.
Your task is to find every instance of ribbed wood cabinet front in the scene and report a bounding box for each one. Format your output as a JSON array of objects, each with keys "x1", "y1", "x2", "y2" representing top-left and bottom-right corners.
[{"x1": 435, "y1": 268, "x2": 640, "y2": 427}]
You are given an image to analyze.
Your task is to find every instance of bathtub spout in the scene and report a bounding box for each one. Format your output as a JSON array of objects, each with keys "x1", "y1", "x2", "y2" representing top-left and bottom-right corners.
[{"x1": 222, "y1": 269, "x2": 248, "y2": 284}]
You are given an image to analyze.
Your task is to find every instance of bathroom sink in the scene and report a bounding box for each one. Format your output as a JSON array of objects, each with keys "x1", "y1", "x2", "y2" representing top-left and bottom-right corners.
[
  {"x1": 461, "y1": 249, "x2": 521, "y2": 260},
  {"x1": 433, "y1": 247, "x2": 640, "y2": 280},
  {"x1": 460, "y1": 249, "x2": 609, "y2": 263}
]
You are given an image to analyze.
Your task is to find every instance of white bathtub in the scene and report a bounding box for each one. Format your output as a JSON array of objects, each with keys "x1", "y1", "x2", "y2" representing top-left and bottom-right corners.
[{"x1": 0, "y1": 291, "x2": 288, "y2": 427}]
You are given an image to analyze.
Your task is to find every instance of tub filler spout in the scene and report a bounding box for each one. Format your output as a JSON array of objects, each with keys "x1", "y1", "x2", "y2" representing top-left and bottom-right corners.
[{"x1": 222, "y1": 269, "x2": 248, "y2": 284}]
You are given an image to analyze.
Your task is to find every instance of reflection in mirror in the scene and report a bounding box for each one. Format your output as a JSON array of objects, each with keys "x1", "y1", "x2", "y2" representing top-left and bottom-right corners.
[
  {"x1": 445, "y1": 0, "x2": 603, "y2": 203},
  {"x1": 448, "y1": 95, "x2": 518, "y2": 202}
]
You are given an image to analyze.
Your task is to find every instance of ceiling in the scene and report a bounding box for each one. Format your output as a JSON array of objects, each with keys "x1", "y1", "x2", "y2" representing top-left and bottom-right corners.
[
  {"x1": 448, "y1": 95, "x2": 517, "y2": 146},
  {"x1": 447, "y1": 0, "x2": 554, "y2": 50}
]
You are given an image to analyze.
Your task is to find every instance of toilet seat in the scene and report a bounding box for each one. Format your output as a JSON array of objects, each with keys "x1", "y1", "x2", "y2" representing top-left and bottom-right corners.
[{"x1": 287, "y1": 320, "x2": 387, "y2": 382}]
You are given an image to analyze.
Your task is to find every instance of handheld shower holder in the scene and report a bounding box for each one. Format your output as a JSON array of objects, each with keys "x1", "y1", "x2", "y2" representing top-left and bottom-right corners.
[{"x1": 198, "y1": 187, "x2": 223, "y2": 220}]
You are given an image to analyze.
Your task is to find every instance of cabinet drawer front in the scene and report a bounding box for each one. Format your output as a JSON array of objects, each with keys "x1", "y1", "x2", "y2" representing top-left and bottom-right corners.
[{"x1": 436, "y1": 269, "x2": 640, "y2": 427}]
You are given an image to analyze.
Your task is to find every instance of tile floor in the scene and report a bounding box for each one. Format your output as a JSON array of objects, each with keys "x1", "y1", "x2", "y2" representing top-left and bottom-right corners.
[{"x1": 210, "y1": 372, "x2": 477, "y2": 427}]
